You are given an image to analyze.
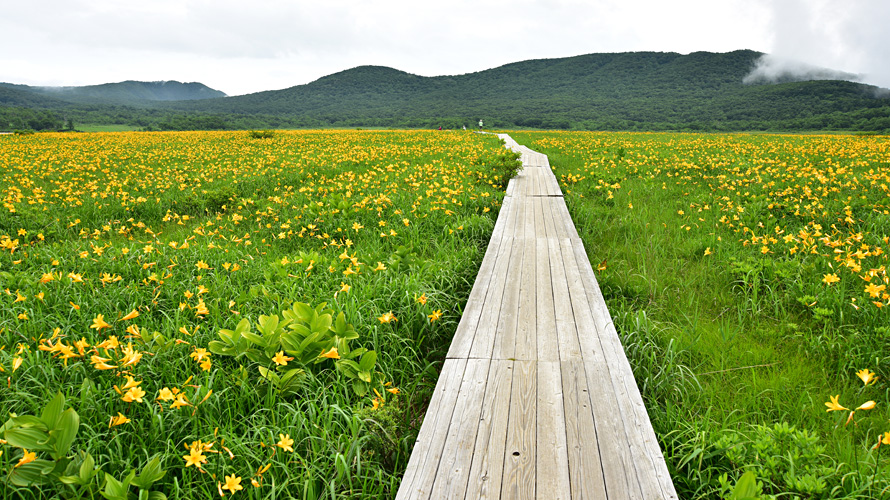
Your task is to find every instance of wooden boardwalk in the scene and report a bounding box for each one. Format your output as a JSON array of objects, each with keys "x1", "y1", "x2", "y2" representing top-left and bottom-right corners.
[{"x1": 395, "y1": 135, "x2": 677, "y2": 500}]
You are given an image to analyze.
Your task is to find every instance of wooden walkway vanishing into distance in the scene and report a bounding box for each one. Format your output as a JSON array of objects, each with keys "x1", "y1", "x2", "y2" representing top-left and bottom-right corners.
[{"x1": 395, "y1": 135, "x2": 678, "y2": 500}]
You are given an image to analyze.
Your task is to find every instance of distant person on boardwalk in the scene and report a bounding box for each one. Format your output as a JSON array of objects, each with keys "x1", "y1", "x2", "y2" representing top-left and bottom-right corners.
[{"x1": 478, "y1": 119, "x2": 483, "y2": 131}]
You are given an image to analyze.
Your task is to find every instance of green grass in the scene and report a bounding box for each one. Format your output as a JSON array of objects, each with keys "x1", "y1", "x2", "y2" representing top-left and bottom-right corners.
[
  {"x1": 511, "y1": 131, "x2": 890, "y2": 499},
  {"x1": 0, "y1": 129, "x2": 517, "y2": 498}
]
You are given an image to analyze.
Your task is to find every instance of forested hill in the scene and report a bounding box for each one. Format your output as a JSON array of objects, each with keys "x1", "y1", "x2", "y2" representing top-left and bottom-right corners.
[
  {"x1": 3, "y1": 50, "x2": 890, "y2": 132},
  {"x1": 165, "y1": 49, "x2": 890, "y2": 131},
  {"x1": 0, "y1": 80, "x2": 225, "y2": 106}
]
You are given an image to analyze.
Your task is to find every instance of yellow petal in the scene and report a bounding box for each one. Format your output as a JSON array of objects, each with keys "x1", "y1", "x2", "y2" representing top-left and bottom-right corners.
[{"x1": 857, "y1": 401, "x2": 876, "y2": 411}]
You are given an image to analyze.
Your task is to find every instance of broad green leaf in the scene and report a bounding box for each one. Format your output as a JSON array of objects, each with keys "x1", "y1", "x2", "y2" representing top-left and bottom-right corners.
[
  {"x1": 339, "y1": 329, "x2": 360, "y2": 341},
  {"x1": 216, "y1": 330, "x2": 236, "y2": 345},
  {"x1": 310, "y1": 314, "x2": 333, "y2": 334},
  {"x1": 288, "y1": 324, "x2": 312, "y2": 338},
  {"x1": 347, "y1": 347, "x2": 367, "y2": 360},
  {"x1": 40, "y1": 392, "x2": 65, "y2": 429},
  {"x1": 80, "y1": 452, "x2": 97, "y2": 484},
  {"x1": 257, "y1": 314, "x2": 280, "y2": 335},
  {"x1": 49, "y1": 408, "x2": 79, "y2": 459},
  {"x1": 8, "y1": 460, "x2": 54, "y2": 486},
  {"x1": 4, "y1": 415, "x2": 47, "y2": 431},
  {"x1": 290, "y1": 302, "x2": 314, "y2": 322},
  {"x1": 333, "y1": 312, "x2": 348, "y2": 335},
  {"x1": 257, "y1": 366, "x2": 280, "y2": 383},
  {"x1": 358, "y1": 370, "x2": 372, "y2": 383},
  {"x1": 5, "y1": 427, "x2": 54, "y2": 451},
  {"x1": 207, "y1": 340, "x2": 236, "y2": 356},
  {"x1": 358, "y1": 351, "x2": 377, "y2": 372},
  {"x1": 352, "y1": 380, "x2": 369, "y2": 397},
  {"x1": 131, "y1": 455, "x2": 166, "y2": 489},
  {"x1": 242, "y1": 331, "x2": 267, "y2": 347},
  {"x1": 102, "y1": 473, "x2": 130, "y2": 500},
  {"x1": 731, "y1": 471, "x2": 761, "y2": 499},
  {"x1": 233, "y1": 318, "x2": 252, "y2": 335},
  {"x1": 280, "y1": 367, "x2": 304, "y2": 379},
  {"x1": 337, "y1": 359, "x2": 360, "y2": 378},
  {"x1": 59, "y1": 474, "x2": 85, "y2": 485}
]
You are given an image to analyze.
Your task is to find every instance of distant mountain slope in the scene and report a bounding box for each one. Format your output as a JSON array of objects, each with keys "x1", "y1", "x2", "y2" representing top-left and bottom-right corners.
[
  {"x1": 3, "y1": 50, "x2": 889, "y2": 132},
  {"x1": 162, "y1": 50, "x2": 889, "y2": 130},
  {"x1": 0, "y1": 80, "x2": 225, "y2": 106}
]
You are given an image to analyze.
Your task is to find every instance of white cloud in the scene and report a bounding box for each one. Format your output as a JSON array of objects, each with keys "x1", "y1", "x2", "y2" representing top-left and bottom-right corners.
[{"x1": 1, "y1": 0, "x2": 885, "y2": 95}]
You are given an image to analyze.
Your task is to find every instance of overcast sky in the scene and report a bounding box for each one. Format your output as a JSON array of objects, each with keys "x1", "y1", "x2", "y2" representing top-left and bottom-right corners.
[{"x1": 1, "y1": 0, "x2": 887, "y2": 96}]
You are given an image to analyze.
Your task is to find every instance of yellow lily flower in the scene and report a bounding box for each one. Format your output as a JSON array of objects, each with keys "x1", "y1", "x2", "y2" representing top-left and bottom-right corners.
[
  {"x1": 825, "y1": 395, "x2": 848, "y2": 412},
  {"x1": 856, "y1": 369, "x2": 878, "y2": 386}
]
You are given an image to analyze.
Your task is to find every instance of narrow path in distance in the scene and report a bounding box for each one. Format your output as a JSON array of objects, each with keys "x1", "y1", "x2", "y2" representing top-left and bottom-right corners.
[{"x1": 395, "y1": 134, "x2": 677, "y2": 499}]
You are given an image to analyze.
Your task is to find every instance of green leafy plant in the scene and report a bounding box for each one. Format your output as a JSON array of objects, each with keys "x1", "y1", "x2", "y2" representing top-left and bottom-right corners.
[
  {"x1": 473, "y1": 147, "x2": 522, "y2": 189},
  {"x1": 208, "y1": 302, "x2": 384, "y2": 396},
  {"x1": 1, "y1": 392, "x2": 166, "y2": 498},
  {"x1": 713, "y1": 422, "x2": 832, "y2": 497},
  {"x1": 2, "y1": 392, "x2": 81, "y2": 487},
  {"x1": 247, "y1": 130, "x2": 275, "y2": 139},
  {"x1": 718, "y1": 471, "x2": 770, "y2": 500}
]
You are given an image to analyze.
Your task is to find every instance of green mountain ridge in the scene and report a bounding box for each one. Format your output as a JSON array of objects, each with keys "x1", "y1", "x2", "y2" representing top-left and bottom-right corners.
[
  {"x1": 0, "y1": 80, "x2": 226, "y2": 107},
  {"x1": 3, "y1": 50, "x2": 890, "y2": 132}
]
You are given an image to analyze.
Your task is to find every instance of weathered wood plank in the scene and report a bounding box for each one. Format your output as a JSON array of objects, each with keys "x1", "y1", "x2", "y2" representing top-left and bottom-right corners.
[
  {"x1": 501, "y1": 360, "x2": 537, "y2": 500},
  {"x1": 397, "y1": 358, "x2": 468, "y2": 500},
  {"x1": 536, "y1": 361, "x2": 571, "y2": 499},
  {"x1": 514, "y1": 238, "x2": 537, "y2": 361},
  {"x1": 429, "y1": 358, "x2": 492, "y2": 499},
  {"x1": 457, "y1": 236, "x2": 514, "y2": 359},
  {"x1": 584, "y1": 359, "x2": 644, "y2": 500},
  {"x1": 465, "y1": 359, "x2": 514, "y2": 500},
  {"x1": 535, "y1": 238, "x2": 559, "y2": 362},
  {"x1": 555, "y1": 199, "x2": 580, "y2": 239},
  {"x1": 447, "y1": 218, "x2": 506, "y2": 359},
  {"x1": 548, "y1": 239, "x2": 582, "y2": 361},
  {"x1": 490, "y1": 195, "x2": 514, "y2": 244},
  {"x1": 488, "y1": 238, "x2": 524, "y2": 360},
  {"x1": 551, "y1": 198, "x2": 570, "y2": 240},
  {"x1": 561, "y1": 360, "x2": 607, "y2": 499}
]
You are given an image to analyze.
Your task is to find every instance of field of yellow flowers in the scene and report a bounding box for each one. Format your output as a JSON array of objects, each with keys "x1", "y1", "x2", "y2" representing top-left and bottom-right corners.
[
  {"x1": 512, "y1": 131, "x2": 890, "y2": 499},
  {"x1": 0, "y1": 130, "x2": 514, "y2": 498}
]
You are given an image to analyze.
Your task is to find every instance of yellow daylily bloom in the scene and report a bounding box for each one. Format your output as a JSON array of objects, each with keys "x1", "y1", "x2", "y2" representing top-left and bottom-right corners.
[
  {"x1": 825, "y1": 395, "x2": 848, "y2": 412},
  {"x1": 276, "y1": 433, "x2": 294, "y2": 453},
  {"x1": 378, "y1": 311, "x2": 397, "y2": 324},
  {"x1": 856, "y1": 369, "x2": 878, "y2": 386},
  {"x1": 120, "y1": 309, "x2": 139, "y2": 321},
  {"x1": 90, "y1": 314, "x2": 112, "y2": 330},
  {"x1": 319, "y1": 347, "x2": 340, "y2": 359},
  {"x1": 108, "y1": 412, "x2": 131, "y2": 428},
  {"x1": 121, "y1": 386, "x2": 146, "y2": 403},
  {"x1": 15, "y1": 449, "x2": 37, "y2": 468},
  {"x1": 157, "y1": 388, "x2": 175, "y2": 401},
  {"x1": 222, "y1": 474, "x2": 243, "y2": 493},
  {"x1": 90, "y1": 355, "x2": 117, "y2": 370},
  {"x1": 272, "y1": 351, "x2": 293, "y2": 366},
  {"x1": 856, "y1": 401, "x2": 876, "y2": 411},
  {"x1": 183, "y1": 448, "x2": 207, "y2": 468}
]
